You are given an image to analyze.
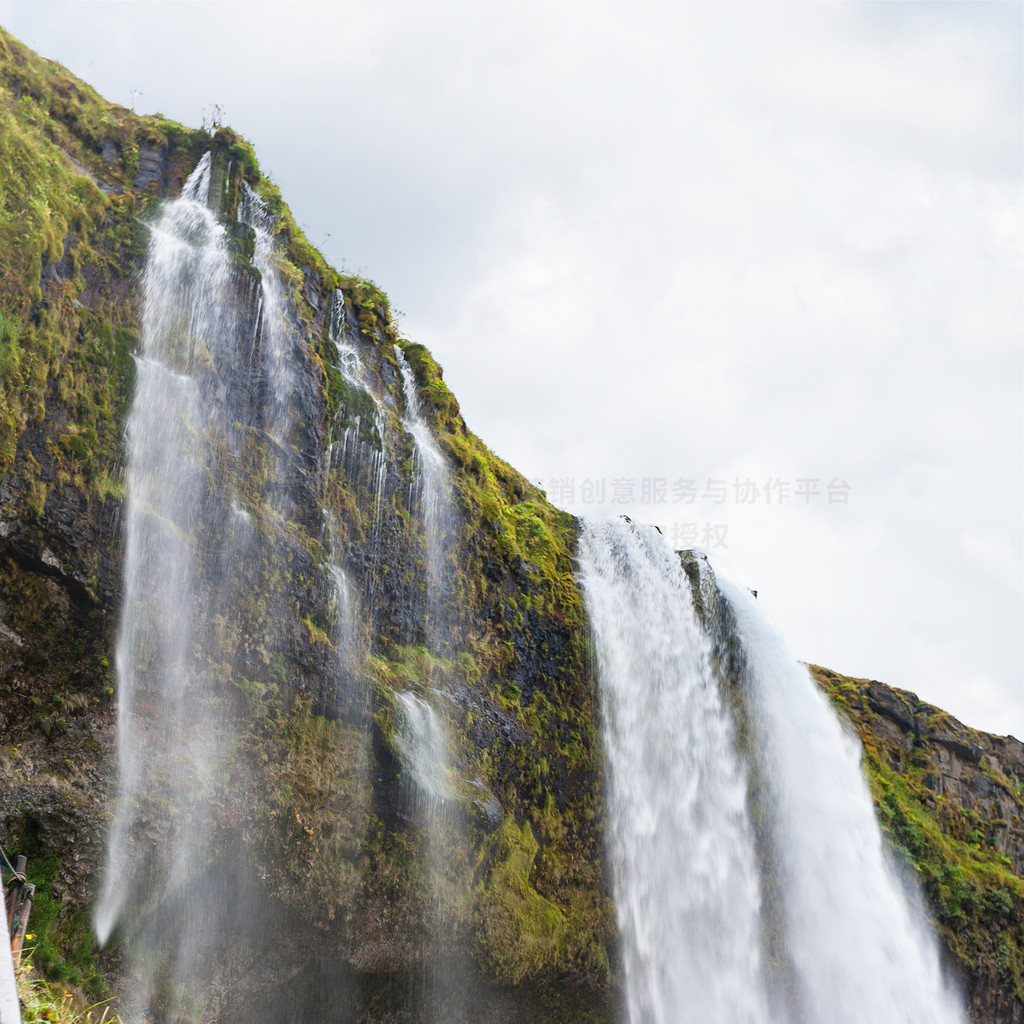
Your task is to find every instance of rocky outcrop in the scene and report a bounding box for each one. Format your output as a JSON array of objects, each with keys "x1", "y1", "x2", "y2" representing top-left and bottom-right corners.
[{"x1": 812, "y1": 666, "x2": 1024, "y2": 1024}]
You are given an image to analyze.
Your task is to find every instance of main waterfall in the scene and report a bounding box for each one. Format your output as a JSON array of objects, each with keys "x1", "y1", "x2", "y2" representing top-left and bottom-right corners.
[
  {"x1": 578, "y1": 520, "x2": 771, "y2": 1024},
  {"x1": 94, "y1": 152, "x2": 258, "y2": 1018},
  {"x1": 578, "y1": 518, "x2": 966, "y2": 1024}
]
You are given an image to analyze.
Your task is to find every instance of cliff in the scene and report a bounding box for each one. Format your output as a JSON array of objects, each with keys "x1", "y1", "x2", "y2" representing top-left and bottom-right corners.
[
  {"x1": 0, "y1": 26, "x2": 610, "y2": 1022},
  {"x1": 813, "y1": 667, "x2": 1024, "y2": 1024},
  {"x1": 0, "y1": 25, "x2": 1019, "y2": 1024}
]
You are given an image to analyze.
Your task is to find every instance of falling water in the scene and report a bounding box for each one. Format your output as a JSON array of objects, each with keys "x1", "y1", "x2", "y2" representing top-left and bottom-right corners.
[
  {"x1": 94, "y1": 154, "x2": 372, "y2": 1022},
  {"x1": 239, "y1": 183, "x2": 298, "y2": 510},
  {"x1": 579, "y1": 517, "x2": 966, "y2": 1024},
  {"x1": 395, "y1": 691, "x2": 451, "y2": 808},
  {"x1": 720, "y1": 577, "x2": 966, "y2": 1024},
  {"x1": 577, "y1": 520, "x2": 771, "y2": 1024},
  {"x1": 327, "y1": 290, "x2": 389, "y2": 544},
  {"x1": 390, "y1": 347, "x2": 465, "y2": 1019},
  {"x1": 394, "y1": 345, "x2": 455, "y2": 648},
  {"x1": 392, "y1": 689, "x2": 468, "y2": 1021},
  {"x1": 94, "y1": 153, "x2": 245, "y2": 1015}
]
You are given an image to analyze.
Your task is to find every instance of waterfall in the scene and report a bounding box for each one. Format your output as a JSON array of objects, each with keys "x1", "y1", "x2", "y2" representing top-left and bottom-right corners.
[
  {"x1": 392, "y1": 688, "x2": 468, "y2": 1020},
  {"x1": 719, "y1": 577, "x2": 966, "y2": 1024},
  {"x1": 237, "y1": 183, "x2": 304, "y2": 521},
  {"x1": 391, "y1": 349, "x2": 466, "y2": 1020},
  {"x1": 96, "y1": 151, "x2": 224, "y2": 937},
  {"x1": 94, "y1": 153, "x2": 247, "y2": 1016},
  {"x1": 395, "y1": 691, "x2": 452, "y2": 809},
  {"x1": 394, "y1": 345, "x2": 455, "y2": 649},
  {"x1": 578, "y1": 520, "x2": 771, "y2": 1024},
  {"x1": 94, "y1": 154, "x2": 369, "y2": 1022},
  {"x1": 327, "y1": 290, "x2": 389, "y2": 549},
  {"x1": 578, "y1": 518, "x2": 966, "y2": 1024}
]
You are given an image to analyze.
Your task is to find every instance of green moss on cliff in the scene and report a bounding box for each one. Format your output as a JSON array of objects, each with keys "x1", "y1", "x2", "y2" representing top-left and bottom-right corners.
[
  {"x1": 17, "y1": 855, "x2": 106, "y2": 996},
  {"x1": 391, "y1": 339, "x2": 612, "y2": 986},
  {"x1": 812, "y1": 665, "x2": 1024, "y2": 1005}
]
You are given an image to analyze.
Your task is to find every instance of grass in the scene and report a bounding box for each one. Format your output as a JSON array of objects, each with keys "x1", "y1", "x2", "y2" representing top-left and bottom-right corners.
[
  {"x1": 16, "y1": 952, "x2": 120, "y2": 1024},
  {"x1": 810, "y1": 664, "x2": 1024, "y2": 1002}
]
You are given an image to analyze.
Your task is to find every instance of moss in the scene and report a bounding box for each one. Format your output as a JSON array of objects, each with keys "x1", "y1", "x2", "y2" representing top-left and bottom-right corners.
[
  {"x1": 474, "y1": 816, "x2": 608, "y2": 986},
  {"x1": 476, "y1": 818, "x2": 568, "y2": 984},
  {"x1": 811, "y1": 665, "x2": 1024, "y2": 1002},
  {"x1": 4, "y1": 855, "x2": 108, "y2": 999}
]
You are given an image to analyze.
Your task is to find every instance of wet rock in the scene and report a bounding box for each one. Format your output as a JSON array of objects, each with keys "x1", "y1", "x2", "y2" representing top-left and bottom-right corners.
[
  {"x1": 133, "y1": 143, "x2": 167, "y2": 189},
  {"x1": 302, "y1": 266, "x2": 322, "y2": 312}
]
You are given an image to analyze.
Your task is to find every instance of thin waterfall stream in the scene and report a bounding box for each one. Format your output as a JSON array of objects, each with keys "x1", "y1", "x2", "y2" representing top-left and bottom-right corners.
[{"x1": 395, "y1": 345, "x2": 456, "y2": 653}]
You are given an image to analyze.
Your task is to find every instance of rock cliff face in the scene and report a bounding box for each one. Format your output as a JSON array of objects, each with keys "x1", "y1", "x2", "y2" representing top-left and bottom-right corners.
[
  {"x1": 813, "y1": 667, "x2": 1024, "y2": 1024},
  {"x1": 0, "y1": 26, "x2": 1019, "y2": 1024}
]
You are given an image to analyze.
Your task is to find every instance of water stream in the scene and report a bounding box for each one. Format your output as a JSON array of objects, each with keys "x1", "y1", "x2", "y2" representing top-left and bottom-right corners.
[
  {"x1": 578, "y1": 518, "x2": 967, "y2": 1024},
  {"x1": 578, "y1": 520, "x2": 771, "y2": 1024}
]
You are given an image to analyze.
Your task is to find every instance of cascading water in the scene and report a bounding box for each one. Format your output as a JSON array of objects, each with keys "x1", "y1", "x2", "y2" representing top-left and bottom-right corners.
[
  {"x1": 394, "y1": 345, "x2": 456, "y2": 649},
  {"x1": 578, "y1": 517, "x2": 966, "y2": 1024},
  {"x1": 239, "y1": 183, "x2": 298, "y2": 489},
  {"x1": 94, "y1": 152, "x2": 248, "y2": 1016},
  {"x1": 720, "y1": 577, "x2": 966, "y2": 1024},
  {"x1": 395, "y1": 691, "x2": 452, "y2": 810},
  {"x1": 391, "y1": 347, "x2": 467, "y2": 1020},
  {"x1": 327, "y1": 290, "x2": 389, "y2": 558},
  {"x1": 94, "y1": 154, "x2": 374, "y2": 1022},
  {"x1": 392, "y1": 687, "x2": 469, "y2": 1022},
  {"x1": 578, "y1": 520, "x2": 772, "y2": 1024}
]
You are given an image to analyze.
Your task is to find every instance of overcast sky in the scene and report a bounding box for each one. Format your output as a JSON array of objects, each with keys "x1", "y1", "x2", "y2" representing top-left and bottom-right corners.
[{"x1": 2, "y1": 2, "x2": 1021, "y2": 737}]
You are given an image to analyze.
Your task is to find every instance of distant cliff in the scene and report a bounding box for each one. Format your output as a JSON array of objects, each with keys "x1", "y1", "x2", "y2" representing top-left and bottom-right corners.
[{"x1": 0, "y1": 25, "x2": 1019, "y2": 1024}]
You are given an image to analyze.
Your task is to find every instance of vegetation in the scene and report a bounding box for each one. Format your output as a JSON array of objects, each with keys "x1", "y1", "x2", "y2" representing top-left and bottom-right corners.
[
  {"x1": 812, "y1": 665, "x2": 1024, "y2": 1004},
  {"x1": 17, "y1": 952, "x2": 120, "y2": 1024}
]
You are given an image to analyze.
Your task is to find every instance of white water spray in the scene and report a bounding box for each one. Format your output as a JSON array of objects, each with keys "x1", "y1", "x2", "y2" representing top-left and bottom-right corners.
[
  {"x1": 95, "y1": 153, "x2": 228, "y2": 948},
  {"x1": 395, "y1": 691, "x2": 452, "y2": 807},
  {"x1": 578, "y1": 520, "x2": 771, "y2": 1024},
  {"x1": 327, "y1": 290, "x2": 389, "y2": 540},
  {"x1": 579, "y1": 517, "x2": 966, "y2": 1024},
  {"x1": 394, "y1": 345, "x2": 455, "y2": 648},
  {"x1": 720, "y1": 577, "x2": 966, "y2": 1024}
]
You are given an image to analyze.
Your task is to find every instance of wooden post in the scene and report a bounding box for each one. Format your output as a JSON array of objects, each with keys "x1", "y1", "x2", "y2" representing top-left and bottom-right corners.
[
  {"x1": 8, "y1": 888, "x2": 32, "y2": 967},
  {"x1": 5, "y1": 857, "x2": 34, "y2": 966},
  {"x1": 3, "y1": 858, "x2": 21, "y2": 940}
]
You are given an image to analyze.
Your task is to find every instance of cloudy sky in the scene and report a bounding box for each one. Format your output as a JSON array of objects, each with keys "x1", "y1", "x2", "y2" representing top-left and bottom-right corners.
[{"x1": 2, "y1": 2, "x2": 1021, "y2": 737}]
